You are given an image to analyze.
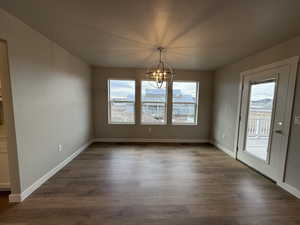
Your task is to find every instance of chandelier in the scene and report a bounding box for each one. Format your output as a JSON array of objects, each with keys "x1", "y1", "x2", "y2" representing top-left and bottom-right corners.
[{"x1": 146, "y1": 47, "x2": 175, "y2": 88}]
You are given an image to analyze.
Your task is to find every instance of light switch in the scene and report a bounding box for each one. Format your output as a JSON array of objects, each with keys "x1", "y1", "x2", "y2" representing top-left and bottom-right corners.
[{"x1": 295, "y1": 116, "x2": 300, "y2": 125}]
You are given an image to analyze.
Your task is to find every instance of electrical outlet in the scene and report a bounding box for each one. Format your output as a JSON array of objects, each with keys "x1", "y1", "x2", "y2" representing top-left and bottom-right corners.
[
  {"x1": 222, "y1": 133, "x2": 225, "y2": 139},
  {"x1": 295, "y1": 116, "x2": 300, "y2": 125},
  {"x1": 58, "y1": 144, "x2": 63, "y2": 152}
]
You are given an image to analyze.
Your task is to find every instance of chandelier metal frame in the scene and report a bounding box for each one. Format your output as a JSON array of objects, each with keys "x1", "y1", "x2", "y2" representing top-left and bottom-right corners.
[{"x1": 146, "y1": 47, "x2": 175, "y2": 88}]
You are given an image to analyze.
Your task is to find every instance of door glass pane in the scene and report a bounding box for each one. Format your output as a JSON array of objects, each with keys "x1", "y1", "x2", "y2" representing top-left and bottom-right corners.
[{"x1": 245, "y1": 81, "x2": 276, "y2": 161}]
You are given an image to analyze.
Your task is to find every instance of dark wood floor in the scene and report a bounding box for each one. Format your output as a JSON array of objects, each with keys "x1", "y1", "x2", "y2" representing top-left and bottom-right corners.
[
  {"x1": 1, "y1": 143, "x2": 300, "y2": 225},
  {"x1": 0, "y1": 191, "x2": 9, "y2": 213}
]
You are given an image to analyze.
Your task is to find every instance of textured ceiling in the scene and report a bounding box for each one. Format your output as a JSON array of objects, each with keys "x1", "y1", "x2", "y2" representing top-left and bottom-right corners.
[{"x1": 1, "y1": 0, "x2": 300, "y2": 70}]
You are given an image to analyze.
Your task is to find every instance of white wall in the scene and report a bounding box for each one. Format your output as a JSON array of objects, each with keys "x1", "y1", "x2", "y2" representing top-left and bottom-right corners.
[
  {"x1": 0, "y1": 9, "x2": 93, "y2": 194},
  {"x1": 212, "y1": 35, "x2": 300, "y2": 191}
]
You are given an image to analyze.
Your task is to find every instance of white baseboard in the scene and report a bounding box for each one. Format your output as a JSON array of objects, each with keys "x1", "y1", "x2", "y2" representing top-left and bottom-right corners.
[
  {"x1": 210, "y1": 142, "x2": 300, "y2": 199},
  {"x1": 9, "y1": 139, "x2": 93, "y2": 203},
  {"x1": 211, "y1": 141, "x2": 236, "y2": 158},
  {"x1": 9, "y1": 138, "x2": 210, "y2": 203},
  {"x1": 0, "y1": 182, "x2": 10, "y2": 191},
  {"x1": 278, "y1": 182, "x2": 300, "y2": 199},
  {"x1": 8, "y1": 193, "x2": 21, "y2": 202},
  {"x1": 93, "y1": 138, "x2": 211, "y2": 143},
  {"x1": 7, "y1": 138, "x2": 300, "y2": 202}
]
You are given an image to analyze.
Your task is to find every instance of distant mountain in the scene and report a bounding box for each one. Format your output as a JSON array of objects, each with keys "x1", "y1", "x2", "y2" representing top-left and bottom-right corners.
[{"x1": 250, "y1": 98, "x2": 273, "y2": 110}]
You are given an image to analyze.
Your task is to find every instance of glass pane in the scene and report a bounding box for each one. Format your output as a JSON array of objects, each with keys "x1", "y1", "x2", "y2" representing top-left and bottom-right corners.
[
  {"x1": 173, "y1": 82, "x2": 197, "y2": 103},
  {"x1": 109, "y1": 80, "x2": 135, "y2": 101},
  {"x1": 172, "y1": 104, "x2": 196, "y2": 124},
  {"x1": 141, "y1": 81, "x2": 167, "y2": 102},
  {"x1": 141, "y1": 103, "x2": 166, "y2": 124},
  {"x1": 245, "y1": 81, "x2": 276, "y2": 161},
  {"x1": 110, "y1": 102, "x2": 134, "y2": 123}
]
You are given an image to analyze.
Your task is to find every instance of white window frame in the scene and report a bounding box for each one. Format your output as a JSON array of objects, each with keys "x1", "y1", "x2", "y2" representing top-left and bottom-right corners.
[
  {"x1": 107, "y1": 79, "x2": 136, "y2": 125},
  {"x1": 172, "y1": 81, "x2": 199, "y2": 125},
  {"x1": 140, "y1": 80, "x2": 168, "y2": 125}
]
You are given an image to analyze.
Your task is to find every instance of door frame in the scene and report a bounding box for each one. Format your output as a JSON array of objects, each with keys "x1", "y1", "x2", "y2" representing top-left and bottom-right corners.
[
  {"x1": 233, "y1": 56, "x2": 299, "y2": 184},
  {"x1": 0, "y1": 39, "x2": 21, "y2": 197}
]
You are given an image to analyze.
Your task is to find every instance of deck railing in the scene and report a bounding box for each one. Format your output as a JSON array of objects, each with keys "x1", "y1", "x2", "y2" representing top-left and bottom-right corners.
[{"x1": 247, "y1": 111, "x2": 272, "y2": 137}]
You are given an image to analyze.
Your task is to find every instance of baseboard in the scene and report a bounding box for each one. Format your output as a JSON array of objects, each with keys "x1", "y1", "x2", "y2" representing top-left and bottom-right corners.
[
  {"x1": 211, "y1": 141, "x2": 236, "y2": 158},
  {"x1": 212, "y1": 142, "x2": 300, "y2": 199},
  {"x1": 0, "y1": 182, "x2": 10, "y2": 191},
  {"x1": 9, "y1": 139, "x2": 93, "y2": 203},
  {"x1": 7, "y1": 138, "x2": 300, "y2": 202},
  {"x1": 8, "y1": 194, "x2": 21, "y2": 202},
  {"x1": 93, "y1": 138, "x2": 211, "y2": 144},
  {"x1": 211, "y1": 142, "x2": 300, "y2": 199},
  {"x1": 278, "y1": 182, "x2": 300, "y2": 199}
]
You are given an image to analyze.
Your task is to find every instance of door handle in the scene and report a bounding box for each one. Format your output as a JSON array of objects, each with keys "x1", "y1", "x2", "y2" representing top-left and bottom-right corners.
[{"x1": 275, "y1": 121, "x2": 283, "y2": 134}]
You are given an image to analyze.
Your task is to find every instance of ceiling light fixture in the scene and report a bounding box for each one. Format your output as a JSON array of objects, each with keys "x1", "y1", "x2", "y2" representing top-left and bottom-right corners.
[{"x1": 146, "y1": 47, "x2": 175, "y2": 88}]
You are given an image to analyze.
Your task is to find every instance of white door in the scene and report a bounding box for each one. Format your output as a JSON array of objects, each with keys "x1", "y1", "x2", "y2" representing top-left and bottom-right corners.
[{"x1": 237, "y1": 65, "x2": 292, "y2": 181}]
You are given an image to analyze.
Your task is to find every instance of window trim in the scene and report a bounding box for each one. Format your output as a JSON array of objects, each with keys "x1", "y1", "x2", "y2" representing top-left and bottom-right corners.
[
  {"x1": 107, "y1": 79, "x2": 136, "y2": 125},
  {"x1": 171, "y1": 81, "x2": 199, "y2": 125},
  {"x1": 140, "y1": 80, "x2": 168, "y2": 125}
]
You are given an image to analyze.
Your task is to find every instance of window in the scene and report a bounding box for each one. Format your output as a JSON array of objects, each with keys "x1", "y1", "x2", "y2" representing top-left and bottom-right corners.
[
  {"x1": 141, "y1": 81, "x2": 167, "y2": 124},
  {"x1": 108, "y1": 80, "x2": 135, "y2": 124},
  {"x1": 172, "y1": 82, "x2": 198, "y2": 125}
]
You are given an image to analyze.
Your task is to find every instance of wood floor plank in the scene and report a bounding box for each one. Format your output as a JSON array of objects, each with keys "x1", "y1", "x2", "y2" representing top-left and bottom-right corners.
[{"x1": 0, "y1": 143, "x2": 299, "y2": 225}]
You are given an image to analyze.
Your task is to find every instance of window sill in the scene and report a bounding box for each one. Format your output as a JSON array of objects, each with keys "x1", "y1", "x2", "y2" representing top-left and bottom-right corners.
[
  {"x1": 171, "y1": 123, "x2": 198, "y2": 126},
  {"x1": 108, "y1": 123, "x2": 136, "y2": 125},
  {"x1": 141, "y1": 123, "x2": 167, "y2": 126}
]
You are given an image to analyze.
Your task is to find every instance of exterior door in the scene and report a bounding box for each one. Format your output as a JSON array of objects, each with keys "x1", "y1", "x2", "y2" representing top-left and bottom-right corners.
[{"x1": 237, "y1": 65, "x2": 291, "y2": 181}]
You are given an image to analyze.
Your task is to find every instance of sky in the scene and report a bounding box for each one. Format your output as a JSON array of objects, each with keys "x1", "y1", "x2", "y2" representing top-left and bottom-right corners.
[
  {"x1": 109, "y1": 80, "x2": 135, "y2": 99},
  {"x1": 173, "y1": 82, "x2": 197, "y2": 97},
  {"x1": 109, "y1": 80, "x2": 197, "y2": 99},
  {"x1": 110, "y1": 80, "x2": 274, "y2": 102},
  {"x1": 250, "y1": 82, "x2": 275, "y2": 101}
]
